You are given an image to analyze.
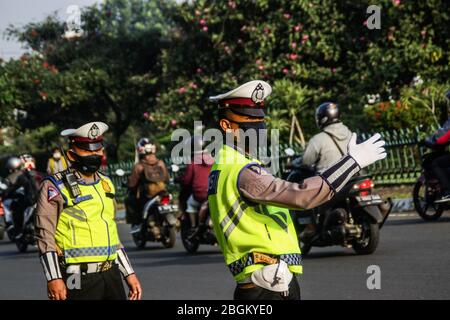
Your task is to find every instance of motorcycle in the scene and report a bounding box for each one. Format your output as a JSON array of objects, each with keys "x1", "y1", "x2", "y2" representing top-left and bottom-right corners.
[
  {"x1": 131, "y1": 192, "x2": 179, "y2": 249},
  {"x1": 180, "y1": 201, "x2": 217, "y2": 254},
  {"x1": 286, "y1": 156, "x2": 392, "y2": 256},
  {"x1": 0, "y1": 178, "x2": 8, "y2": 240},
  {"x1": 116, "y1": 169, "x2": 179, "y2": 249},
  {"x1": 412, "y1": 145, "x2": 450, "y2": 221},
  {"x1": 14, "y1": 203, "x2": 36, "y2": 252},
  {"x1": 1, "y1": 185, "x2": 36, "y2": 252}
]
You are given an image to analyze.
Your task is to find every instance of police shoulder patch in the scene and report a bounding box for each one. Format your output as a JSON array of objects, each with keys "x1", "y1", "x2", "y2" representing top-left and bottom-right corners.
[
  {"x1": 47, "y1": 185, "x2": 60, "y2": 202},
  {"x1": 208, "y1": 170, "x2": 220, "y2": 196}
]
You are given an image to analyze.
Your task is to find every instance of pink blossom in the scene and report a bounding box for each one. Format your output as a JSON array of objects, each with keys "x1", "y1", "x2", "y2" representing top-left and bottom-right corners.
[
  {"x1": 171, "y1": 119, "x2": 177, "y2": 126},
  {"x1": 196, "y1": 68, "x2": 203, "y2": 74},
  {"x1": 291, "y1": 42, "x2": 297, "y2": 49},
  {"x1": 294, "y1": 25, "x2": 302, "y2": 32},
  {"x1": 264, "y1": 27, "x2": 270, "y2": 34},
  {"x1": 283, "y1": 13, "x2": 291, "y2": 20},
  {"x1": 301, "y1": 34, "x2": 309, "y2": 44},
  {"x1": 282, "y1": 68, "x2": 289, "y2": 75},
  {"x1": 202, "y1": 26, "x2": 208, "y2": 32},
  {"x1": 393, "y1": 0, "x2": 401, "y2": 6},
  {"x1": 289, "y1": 53, "x2": 298, "y2": 60},
  {"x1": 258, "y1": 65, "x2": 264, "y2": 70},
  {"x1": 200, "y1": 19, "x2": 207, "y2": 25},
  {"x1": 255, "y1": 59, "x2": 263, "y2": 65},
  {"x1": 331, "y1": 68, "x2": 337, "y2": 74},
  {"x1": 189, "y1": 82, "x2": 198, "y2": 89},
  {"x1": 421, "y1": 30, "x2": 427, "y2": 37},
  {"x1": 195, "y1": 10, "x2": 201, "y2": 16},
  {"x1": 143, "y1": 112, "x2": 149, "y2": 118},
  {"x1": 363, "y1": 20, "x2": 368, "y2": 26},
  {"x1": 178, "y1": 87, "x2": 187, "y2": 94},
  {"x1": 228, "y1": 1, "x2": 236, "y2": 9}
]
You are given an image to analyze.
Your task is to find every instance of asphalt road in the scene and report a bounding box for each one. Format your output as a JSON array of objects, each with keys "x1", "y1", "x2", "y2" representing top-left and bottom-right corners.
[{"x1": 0, "y1": 212, "x2": 449, "y2": 300}]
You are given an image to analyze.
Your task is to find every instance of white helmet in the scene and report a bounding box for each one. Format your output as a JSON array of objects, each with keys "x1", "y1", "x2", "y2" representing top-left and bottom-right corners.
[
  {"x1": 136, "y1": 138, "x2": 156, "y2": 155},
  {"x1": 6, "y1": 156, "x2": 22, "y2": 172}
]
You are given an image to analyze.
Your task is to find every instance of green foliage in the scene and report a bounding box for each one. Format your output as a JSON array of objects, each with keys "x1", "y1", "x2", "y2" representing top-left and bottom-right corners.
[{"x1": 0, "y1": 0, "x2": 449, "y2": 159}]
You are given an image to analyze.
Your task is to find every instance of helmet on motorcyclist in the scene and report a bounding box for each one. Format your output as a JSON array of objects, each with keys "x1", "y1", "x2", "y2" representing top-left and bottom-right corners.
[
  {"x1": 136, "y1": 138, "x2": 156, "y2": 156},
  {"x1": 315, "y1": 102, "x2": 340, "y2": 129},
  {"x1": 5, "y1": 156, "x2": 22, "y2": 173}
]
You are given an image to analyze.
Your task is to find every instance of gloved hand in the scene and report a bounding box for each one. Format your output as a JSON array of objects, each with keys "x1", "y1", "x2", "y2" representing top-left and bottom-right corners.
[{"x1": 348, "y1": 133, "x2": 387, "y2": 169}]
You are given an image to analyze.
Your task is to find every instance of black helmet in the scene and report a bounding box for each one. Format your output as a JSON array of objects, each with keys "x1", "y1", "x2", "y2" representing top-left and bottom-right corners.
[{"x1": 315, "y1": 102, "x2": 340, "y2": 129}]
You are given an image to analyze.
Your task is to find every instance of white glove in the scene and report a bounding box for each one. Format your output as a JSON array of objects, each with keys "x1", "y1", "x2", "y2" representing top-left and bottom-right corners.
[{"x1": 348, "y1": 133, "x2": 387, "y2": 169}]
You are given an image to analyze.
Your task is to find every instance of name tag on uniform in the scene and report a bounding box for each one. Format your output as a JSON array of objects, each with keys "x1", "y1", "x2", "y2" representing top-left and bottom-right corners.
[
  {"x1": 208, "y1": 170, "x2": 220, "y2": 195},
  {"x1": 73, "y1": 194, "x2": 93, "y2": 204}
]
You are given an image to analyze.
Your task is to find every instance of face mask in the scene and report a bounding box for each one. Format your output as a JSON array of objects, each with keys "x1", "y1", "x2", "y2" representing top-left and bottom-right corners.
[
  {"x1": 228, "y1": 120, "x2": 267, "y2": 155},
  {"x1": 70, "y1": 151, "x2": 102, "y2": 174},
  {"x1": 53, "y1": 152, "x2": 61, "y2": 160}
]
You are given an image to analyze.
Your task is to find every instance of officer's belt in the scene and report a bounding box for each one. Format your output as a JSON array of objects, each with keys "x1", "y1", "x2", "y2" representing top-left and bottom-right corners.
[
  {"x1": 229, "y1": 252, "x2": 302, "y2": 277},
  {"x1": 64, "y1": 260, "x2": 115, "y2": 274}
]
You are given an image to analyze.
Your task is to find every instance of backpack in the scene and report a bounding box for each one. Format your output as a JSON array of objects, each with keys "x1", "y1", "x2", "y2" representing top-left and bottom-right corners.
[{"x1": 141, "y1": 161, "x2": 167, "y2": 198}]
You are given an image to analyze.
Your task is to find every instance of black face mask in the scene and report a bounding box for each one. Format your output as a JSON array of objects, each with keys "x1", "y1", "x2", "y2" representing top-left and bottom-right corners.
[
  {"x1": 228, "y1": 120, "x2": 267, "y2": 155},
  {"x1": 70, "y1": 151, "x2": 102, "y2": 174}
]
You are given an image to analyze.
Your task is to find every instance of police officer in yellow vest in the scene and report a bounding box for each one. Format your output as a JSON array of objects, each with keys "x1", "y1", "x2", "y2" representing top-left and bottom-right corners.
[
  {"x1": 35, "y1": 122, "x2": 142, "y2": 300},
  {"x1": 208, "y1": 80, "x2": 387, "y2": 300}
]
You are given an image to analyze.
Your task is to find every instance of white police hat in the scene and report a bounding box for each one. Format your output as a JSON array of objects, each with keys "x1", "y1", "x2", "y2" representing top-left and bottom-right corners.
[
  {"x1": 61, "y1": 122, "x2": 108, "y2": 151},
  {"x1": 209, "y1": 80, "x2": 272, "y2": 117}
]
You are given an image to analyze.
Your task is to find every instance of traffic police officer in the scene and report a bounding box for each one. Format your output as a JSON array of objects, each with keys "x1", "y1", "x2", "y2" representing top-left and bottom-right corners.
[
  {"x1": 35, "y1": 122, "x2": 142, "y2": 300},
  {"x1": 207, "y1": 80, "x2": 387, "y2": 300}
]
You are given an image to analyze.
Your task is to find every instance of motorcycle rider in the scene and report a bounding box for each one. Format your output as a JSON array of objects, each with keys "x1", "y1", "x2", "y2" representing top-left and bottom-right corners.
[
  {"x1": 300, "y1": 102, "x2": 353, "y2": 239},
  {"x1": 180, "y1": 136, "x2": 213, "y2": 235},
  {"x1": 302, "y1": 102, "x2": 352, "y2": 171},
  {"x1": 4, "y1": 154, "x2": 40, "y2": 239},
  {"x1": 125, "y1": 138, "x2": 169, "y2": 232},
  {"x1": 425, "y1": 90, "x2": 450, "y2": 203},
  {"x1": 2, "y1": 156, "x2": 23, "y2": 232}
]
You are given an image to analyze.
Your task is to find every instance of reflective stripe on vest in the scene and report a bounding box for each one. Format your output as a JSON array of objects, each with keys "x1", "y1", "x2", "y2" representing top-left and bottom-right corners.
[
  {"x1": 52, "y1": 173, "x2": 120, "y2": 264},
  {"x1": 208, "y1": 145, "x2": 302, "y2": 281}
]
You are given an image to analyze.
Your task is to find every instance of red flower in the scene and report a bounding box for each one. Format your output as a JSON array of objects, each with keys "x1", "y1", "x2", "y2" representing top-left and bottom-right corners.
[
  {"x1": 39, "y1": 91, "x2": 48, "y2": 100},
  {"x1": 282, "y1": 68, "x2": 289, "y2": 75},
  {"x1": 289, "y1": 53, "x2": 298, "y2": 60},
  {"x1": 178, "y1": 87, "x2": 187, "y2": 94},
  {"x1": 43, "y1": 61, "x2": 49, "y2": 69}
]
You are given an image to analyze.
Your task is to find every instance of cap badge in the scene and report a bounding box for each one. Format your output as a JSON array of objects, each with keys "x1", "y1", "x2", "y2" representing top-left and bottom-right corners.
[
  {"x1": 251, "y1": 83, "x2": 265, "y2": 104},
  {"x1": 88, "y1": 124, "x2": 100, "y2": 140}
]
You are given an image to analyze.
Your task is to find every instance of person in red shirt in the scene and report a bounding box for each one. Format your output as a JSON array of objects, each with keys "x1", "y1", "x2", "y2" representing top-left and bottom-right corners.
[
  {"x1": 425, "y1": 90, "x2": 450, "y2": 203},
  {"x1": 181, "y1": 136, "x2": 213, "y2": 232}
]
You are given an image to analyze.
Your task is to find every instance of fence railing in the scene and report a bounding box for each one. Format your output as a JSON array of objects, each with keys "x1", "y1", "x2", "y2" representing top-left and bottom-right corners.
[{"x1": 106, "y1": 126, "x2": 438, "y2": 200}]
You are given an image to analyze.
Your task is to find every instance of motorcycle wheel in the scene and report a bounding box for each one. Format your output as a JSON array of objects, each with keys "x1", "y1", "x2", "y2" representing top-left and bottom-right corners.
[
  {"x1": 132, "y1": 232, "x2": 147, "y2": 249},
  {"x1": 162, "y1": 226, "x2": 176, "y2": 248},
  {"x1": 413, "y1": 178, "x2": 444, "y2": 221},
  {"x1": 16, "y1": 239, "x2": 28, "y2": 253},
  {"x1": 180, "y1": 218, "x2": 200, "y2": 254},
  {"x1": 352, "y1": 220, "x2": 379, "y2": 255}
]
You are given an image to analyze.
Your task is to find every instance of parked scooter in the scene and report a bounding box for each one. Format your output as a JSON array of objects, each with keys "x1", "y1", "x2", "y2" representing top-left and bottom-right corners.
[{"x1": 286, "y1": 155, "x2": 392, "y2": 256}]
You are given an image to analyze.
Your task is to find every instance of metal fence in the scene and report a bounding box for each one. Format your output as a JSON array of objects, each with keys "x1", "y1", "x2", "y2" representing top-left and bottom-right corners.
[{"x1": 106, "y1": 126, "x2": 438, "y2": 200}]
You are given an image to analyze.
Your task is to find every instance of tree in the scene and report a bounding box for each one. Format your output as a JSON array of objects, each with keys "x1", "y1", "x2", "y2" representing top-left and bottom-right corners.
[{"x1": 2, "y1": 0, "x2": 173, "y2": 160}]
